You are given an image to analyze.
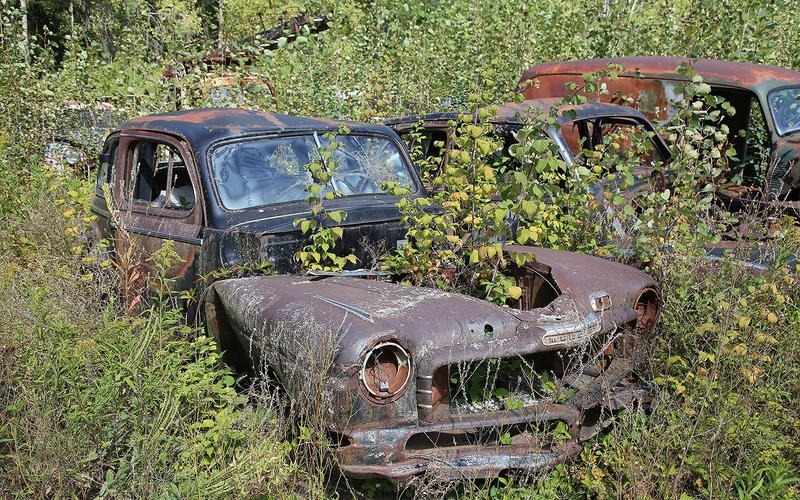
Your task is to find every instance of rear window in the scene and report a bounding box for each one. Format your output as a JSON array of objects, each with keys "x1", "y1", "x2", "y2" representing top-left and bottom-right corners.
[{"x1": 210, "y1": 134, "x2": 414, "y2": 210}]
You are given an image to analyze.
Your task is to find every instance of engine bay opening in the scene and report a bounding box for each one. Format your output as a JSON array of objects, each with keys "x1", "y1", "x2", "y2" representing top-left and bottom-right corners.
[
  {"x1": 505, "y1": 260, "x2": 561, "y2": 310},
  {"x1": 634, "y1": 287, "x2": 660, "y2": 332}
]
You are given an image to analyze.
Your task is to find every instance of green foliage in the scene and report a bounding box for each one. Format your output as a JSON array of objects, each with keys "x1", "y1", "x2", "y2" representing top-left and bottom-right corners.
[
  {"x1": 607, "y1": 69, "x2": 739, "y2": 276},
  {"x1": 0, "y1": 160, "x2": 312, "y2": 496},
  {"x1": 294, "y1": 126, "x2": 358, "y2": 271},
  {"x1": 384, "y1": 73, "x2": 637, "y2": 303},
  {"x1": 384, "y1": 87, "x2": 536, "y2": 303},
  {"x1": 506, "y1": 105, "x2": 625, "y2": 253}
]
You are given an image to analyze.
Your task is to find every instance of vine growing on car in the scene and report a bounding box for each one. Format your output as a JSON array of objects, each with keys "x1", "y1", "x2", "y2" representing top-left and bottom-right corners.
[{"x1": 294, "y1": 125, "x2": 358, "y2": 272}]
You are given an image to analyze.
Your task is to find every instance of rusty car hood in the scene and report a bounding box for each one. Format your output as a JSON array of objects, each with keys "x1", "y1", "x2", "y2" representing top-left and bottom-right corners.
[
  {"x1": 209, "y1": 275, "x2": 527, "y2": 364},
  {"x1": 207, "y1": 246, "x2": 655, "y2": 366},
  {"x1": 202, "y1": 195, "x2": 415, "y2": 272}
]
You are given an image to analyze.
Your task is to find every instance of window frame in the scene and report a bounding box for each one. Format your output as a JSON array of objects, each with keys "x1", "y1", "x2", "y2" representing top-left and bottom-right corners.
[
  {"x1": 120, "y1": 132, "x2": 199, "y2": 220},
  {"x1": 207, "y1": 132, "x2": 420, "y2": 212}
]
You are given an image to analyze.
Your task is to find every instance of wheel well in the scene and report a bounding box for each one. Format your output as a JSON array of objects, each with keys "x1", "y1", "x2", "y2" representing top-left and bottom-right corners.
[{"x1": 202, "y1": 286, "x2": 252, "y2": 373}]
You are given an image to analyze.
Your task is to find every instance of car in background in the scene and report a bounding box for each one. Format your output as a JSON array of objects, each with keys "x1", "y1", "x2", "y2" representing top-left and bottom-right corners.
[
  {"x1": 386, "y1": 98, "x2": 671, "y2": 197},
  {"x1": 90, "y1": 108, "x2": 661, "y2": 480},
  {"x1": 518, "y1": 57, "x2": 800, "y2": 214},
  {"x1": 45, "y1": 101, "x2": 126, "y2": 175}
]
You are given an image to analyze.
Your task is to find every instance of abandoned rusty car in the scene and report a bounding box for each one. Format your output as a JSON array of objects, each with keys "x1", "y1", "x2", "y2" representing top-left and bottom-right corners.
[
  {"x1": 385, "y1": 98, "x2": 671, "y2": 194},
  {"x1": 519, "y1": 57, "x2": 800, "y2": 215},
  {"x1": 90, "y1": 108, "x2": 661, "y2": 479}
]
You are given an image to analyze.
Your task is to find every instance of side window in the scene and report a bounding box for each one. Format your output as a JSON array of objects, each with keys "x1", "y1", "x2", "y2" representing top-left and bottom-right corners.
[
  {"x1": 129, "y1": 141, "x2": 195, "y2": 210},
  {"x1": 561, "y1": 121, "x2": 588, "y2": 160},
  {"x1": 399, "y1": 128, "x2": 447, "y2": 165},
  {"x1": 95, "y1": 138, "x2": 118, "y2": 193},
  {"x1": 398, "y1": 128, "x2": 448, "y2": 182},
  {"x1": 740, "y1": 99, "x2": 771, "y2": 185},
  {"x1": 598, "y1": 121, "x2": 664, "y2": 164},
  {"x1": 577, "y1": 118, "x2": 665, "y2": 166}
]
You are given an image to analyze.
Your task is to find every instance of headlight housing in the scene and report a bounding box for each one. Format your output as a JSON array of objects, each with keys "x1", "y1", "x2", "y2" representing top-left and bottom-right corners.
[{"x1": 360, "y1": 340, "x2": 412, "y2": 404}]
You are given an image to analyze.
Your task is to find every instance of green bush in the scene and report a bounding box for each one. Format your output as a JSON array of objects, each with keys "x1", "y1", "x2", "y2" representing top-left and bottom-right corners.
[{"x1": 0, "y1": 164, "x2": 307, "y2": 497}]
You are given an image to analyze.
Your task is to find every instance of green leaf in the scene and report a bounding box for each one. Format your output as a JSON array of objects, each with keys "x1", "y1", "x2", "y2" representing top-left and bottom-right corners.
[
  {"x1": 328, "y1": 210, "x2": 345, "y2": 223},
  {"x1": 532, "y1": 139, "x2": 551, "y2": 154}
]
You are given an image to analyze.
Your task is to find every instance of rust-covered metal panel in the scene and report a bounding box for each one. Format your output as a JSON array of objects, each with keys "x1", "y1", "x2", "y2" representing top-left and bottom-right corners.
[
  {"x1": 519, "y1": 57, "x2": 800, "y2": 128},
  {"x1": 204, "y1": 247, "x2": 660, "y2": 479},
  {"x1": 519, "y1": 57, "x2": 800, "y2": 99},
  {"x1": 519, "y1": 57, "x2": 800, "y2": 213}
]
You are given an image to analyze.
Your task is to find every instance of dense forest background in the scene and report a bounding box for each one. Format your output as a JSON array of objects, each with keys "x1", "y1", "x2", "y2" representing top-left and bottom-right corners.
[{"x1": 1, "y1": 0, "x2": 799, "y2": 497}]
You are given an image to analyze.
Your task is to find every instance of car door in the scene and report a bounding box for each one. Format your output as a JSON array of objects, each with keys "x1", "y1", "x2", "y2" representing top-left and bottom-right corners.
[
  {"x1": 90, "y1": 135, "x2": 119, "y2": 242},
  {"x1": 112, "y1": 131, "x2": 205, "y2": 294}
]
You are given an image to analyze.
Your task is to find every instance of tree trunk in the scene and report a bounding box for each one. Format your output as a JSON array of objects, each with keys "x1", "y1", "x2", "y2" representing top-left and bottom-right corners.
[
  {"x1": 217, "y1": 0, "x2": 224, "y2": 51},
  {"x1": 20, "y1": 0, "x2": 29, "y2": 66}
]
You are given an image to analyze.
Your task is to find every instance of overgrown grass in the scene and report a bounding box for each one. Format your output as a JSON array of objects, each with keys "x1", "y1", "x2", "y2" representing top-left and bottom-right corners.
[{"x1": 0, "y1": 161, "x2": 337, "y2": 497}]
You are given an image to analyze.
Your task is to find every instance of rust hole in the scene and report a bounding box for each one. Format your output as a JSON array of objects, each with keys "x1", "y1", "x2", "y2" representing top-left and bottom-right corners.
[
  {"x1": 431, "y1": 366, "x2": 450, "y2": 406},
  {"x1": 327, "y1": 430, "x2": 352, "y2": 448},
  {"x1": 635, "y1": 287, "x2": 660, "y2": 332}
]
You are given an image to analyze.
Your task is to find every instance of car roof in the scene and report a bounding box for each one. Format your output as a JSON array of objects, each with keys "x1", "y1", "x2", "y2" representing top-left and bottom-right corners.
[
  {"x1": 520, "y1": 57, "x2": 800, "y2": 93},
  {"x1": 495, "y1": 99, "x2": 651, "y2": 124},
  {"x1": 116, "y1": 108, "x2": 395, "y2": 146},
  {"x1": 385, "y1": 98, "x2": 653, "y2": 128}
]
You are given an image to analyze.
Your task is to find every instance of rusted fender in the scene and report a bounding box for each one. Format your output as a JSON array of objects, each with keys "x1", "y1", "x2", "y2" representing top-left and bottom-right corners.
[{"x1": 509, "y1": 246, "x2": 659, "y2": 309}]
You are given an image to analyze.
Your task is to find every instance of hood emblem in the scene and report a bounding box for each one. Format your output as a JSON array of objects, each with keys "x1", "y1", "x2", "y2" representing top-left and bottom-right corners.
[{"x1": 542, "y1": 313, "x2": 602, "y2": 347}]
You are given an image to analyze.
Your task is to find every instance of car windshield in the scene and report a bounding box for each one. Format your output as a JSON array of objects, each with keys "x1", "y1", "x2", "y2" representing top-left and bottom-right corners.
[
  {"x1": 210, "y1": 133, "x2": 414, "y2": 210},
  {"x1": 768, "y1": 87, "x2": 800, "y2": 136}
]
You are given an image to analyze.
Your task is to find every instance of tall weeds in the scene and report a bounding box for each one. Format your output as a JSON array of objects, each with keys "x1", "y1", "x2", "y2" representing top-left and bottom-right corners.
[{"x1": 0, "y1": 160, "x2": 326, "y2": 497}]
